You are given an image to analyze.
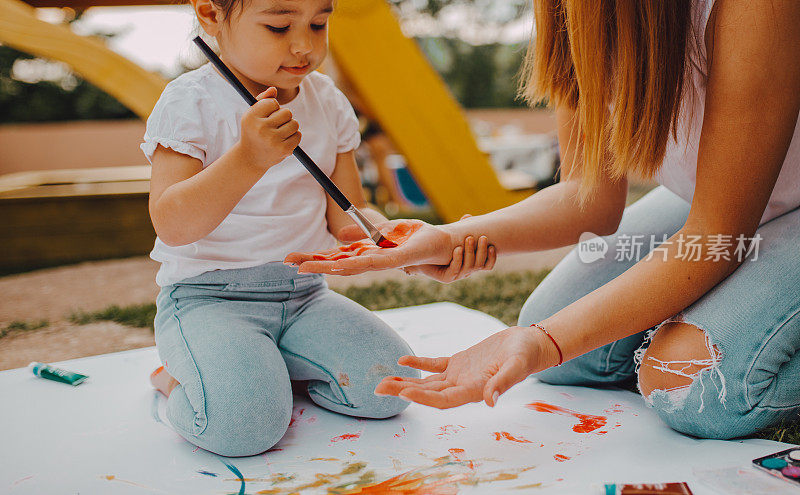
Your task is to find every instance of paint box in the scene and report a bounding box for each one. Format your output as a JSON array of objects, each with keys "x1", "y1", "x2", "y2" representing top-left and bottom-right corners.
[
  {"x1": 752, "y1": 447, "x2": 800, "y2": 487},
  {"x1": 604, "y1": 482, "x2": 693, "y2": 494}
]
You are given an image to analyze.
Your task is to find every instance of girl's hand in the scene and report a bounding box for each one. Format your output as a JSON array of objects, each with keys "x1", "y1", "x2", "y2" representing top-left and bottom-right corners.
[
  {"x1": 403, "y1": 235, "x2": 496, "y2": 283},
  {"x1": 285, "y1": 220, "x2": 457, "y2": 275},
  {"x1": 238, "y1": 87, "x2": 301, "y2": 170},
  {"x1": 402, "y1": 215, "x2": 496, "y2": 283},
  {"x1": 374, "y1": 325, "x2": 560, "y2": 409}
]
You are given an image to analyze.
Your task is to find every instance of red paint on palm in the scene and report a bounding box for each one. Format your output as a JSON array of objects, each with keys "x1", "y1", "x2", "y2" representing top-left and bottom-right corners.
[
  {"x1": 376, "y1": 237, "x2": 398, "y2": 248},
  {"x1": 310, "y1": 222, "x2": 421, "y2": 261}
]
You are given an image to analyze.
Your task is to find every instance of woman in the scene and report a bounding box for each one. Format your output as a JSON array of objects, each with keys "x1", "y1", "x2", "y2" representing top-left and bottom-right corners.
[{"x1": 287, "y1": 0, "x2": 800, "y2": 439}]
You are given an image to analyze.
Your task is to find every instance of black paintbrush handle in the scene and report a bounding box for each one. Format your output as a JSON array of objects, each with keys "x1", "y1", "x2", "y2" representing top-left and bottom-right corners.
[
  {"x1": 292, "y1": 148, "x2": 350, "y2": 210},
  {"x1": 193, "y1": 36, "x2": 352, "y2": 211},
  {"x1": 193, "y1": 36, "x2": 257, "y2": 106}
]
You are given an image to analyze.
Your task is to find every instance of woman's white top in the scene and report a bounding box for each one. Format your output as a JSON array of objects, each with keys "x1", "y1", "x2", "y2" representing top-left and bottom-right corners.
[
  {"x1": 657, "y1": 0, "x2": 800, "y2": 225},
  {"x1": 141, "y1": 64, "x2": 360, "y2": 286}
]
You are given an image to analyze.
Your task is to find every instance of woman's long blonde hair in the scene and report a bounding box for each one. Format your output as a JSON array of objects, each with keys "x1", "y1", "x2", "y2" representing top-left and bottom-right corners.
[{"x1": 520, "y1": 0, "x2": 693, "y2": 199}]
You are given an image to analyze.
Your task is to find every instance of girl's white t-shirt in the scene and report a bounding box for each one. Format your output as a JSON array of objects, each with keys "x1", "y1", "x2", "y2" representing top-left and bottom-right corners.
[
  {"x1": 141, "y1": 63, "x2": 360, "y2": 286},
  {"x1": 657, "y1": 0, "x2": 800, "y2": 225}
]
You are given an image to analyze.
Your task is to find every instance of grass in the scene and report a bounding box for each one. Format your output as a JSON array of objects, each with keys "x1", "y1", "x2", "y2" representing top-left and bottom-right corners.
[
  {"x1": 336, "y1": 270, "x2": 551, "y2": 326},
  {"x1": 5, "y1": 269, "x2": 796, "y2": 444},
  {"x1": 69, "y1": 303, "x2": 157, "y2": 330},
  {"x1": 0, "y1": 319, "x2": 48, "y2": 339},
  {"x1": 754, "y1": 418, "x2": 800, "y2": 445}
]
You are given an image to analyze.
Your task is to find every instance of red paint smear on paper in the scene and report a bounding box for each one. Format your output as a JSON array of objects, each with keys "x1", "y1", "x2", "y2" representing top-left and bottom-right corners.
[
  {"x1": 553, "y1": 454, "x2": 571, "y2": 462},
  {"x1": 289, "y1": 408, "x2": 304, "y2": 428},
  {"x1": 526, "y1": 401, "x2": 608, "y2": 434},
  {"x1": 12, "y1": 476, "x2": 33, "y2": 486},
  {"x1": 331, "y1": 432, "x2": 361, "y2": 443},
  {"x1": 493, "y1": 431, "x2": 533, "y2": 443}
]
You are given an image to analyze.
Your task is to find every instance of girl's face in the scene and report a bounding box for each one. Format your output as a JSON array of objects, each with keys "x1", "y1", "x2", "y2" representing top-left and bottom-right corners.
[{"x1": 203, "y1": 0, "x2": 333, "y2": 96}]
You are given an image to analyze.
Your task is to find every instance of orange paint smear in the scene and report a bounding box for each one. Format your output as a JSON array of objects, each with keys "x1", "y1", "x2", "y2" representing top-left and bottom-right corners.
[
  {"x1": 493, "y1": 431, "x2": 532, "y2": 443},
  {"x1": 446, "y1": 448, "x2": 475, "y2": 470},
  {"x1": 526, "y1": 401, "x2": 607, "y2": 433},
  {"x1": 436, "y1": 424, "x2": 465, "y2": 437},
  {"x1": 310, "y1": 222, "x2": 421, "y2": 261},
  {"x1": 101, "y1": 475, "x2": 152, "y2": 489},
  {"x1": 342, "y1": 472, "x2": 466, "y2": 494},
  {"x1": 553, "y1": 454, "x2": 571, "y2": 462},
  {"x1": 447, "y1": 448, "x2": 465, "y2": 460},
  {"x1": 331, "y1": 432, "x2": 361, "y2": 443}
]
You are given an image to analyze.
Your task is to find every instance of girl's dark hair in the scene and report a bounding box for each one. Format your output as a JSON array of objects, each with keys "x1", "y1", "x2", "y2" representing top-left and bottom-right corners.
[{"x1": 210, "y1": 0, "x2": 246, "y2": 21}]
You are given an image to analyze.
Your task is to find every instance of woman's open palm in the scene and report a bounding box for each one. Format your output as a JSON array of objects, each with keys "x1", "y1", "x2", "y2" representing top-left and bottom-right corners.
[{"x1": 374, "y1": 326, "x2": 553, "y2": 409}]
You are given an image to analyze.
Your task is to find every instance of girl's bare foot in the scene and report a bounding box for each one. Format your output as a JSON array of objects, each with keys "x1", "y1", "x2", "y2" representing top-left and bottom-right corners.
[{"x1": 150, "y1": 366, "x2": 179, "y2": 397}]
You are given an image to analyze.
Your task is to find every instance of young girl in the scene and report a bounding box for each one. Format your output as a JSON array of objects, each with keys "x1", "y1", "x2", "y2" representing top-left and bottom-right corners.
[{"x1": 141, "y1": 0, "x2": 421, "y2": 457}]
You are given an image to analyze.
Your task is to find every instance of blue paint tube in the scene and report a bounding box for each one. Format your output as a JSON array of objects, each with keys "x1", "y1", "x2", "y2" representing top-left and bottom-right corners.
[{"x1": 29, "y1": 362, "x2": 88, "y2": 386}]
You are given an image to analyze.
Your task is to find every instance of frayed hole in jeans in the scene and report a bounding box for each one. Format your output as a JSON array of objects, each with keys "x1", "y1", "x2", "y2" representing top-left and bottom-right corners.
[{"x1": 635, "y1": 317, "x2": 726, "y2": 413}]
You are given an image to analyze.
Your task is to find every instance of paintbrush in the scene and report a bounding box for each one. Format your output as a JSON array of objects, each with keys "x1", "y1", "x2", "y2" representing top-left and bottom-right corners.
[{"x1": 192, "y1": 36, "x2": 396, "y2": 248}]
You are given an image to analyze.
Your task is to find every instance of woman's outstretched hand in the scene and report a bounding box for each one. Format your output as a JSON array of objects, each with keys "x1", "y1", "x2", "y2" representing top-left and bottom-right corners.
[{"x1": 374, "y1": 325, "x2": 560, "y2": 409}]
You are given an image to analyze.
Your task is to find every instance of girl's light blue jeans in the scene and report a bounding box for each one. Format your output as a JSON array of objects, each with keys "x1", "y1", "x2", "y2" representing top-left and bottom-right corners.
[
  {"x1": 519, "y1": 186, "x2": 800, "y2": 439},
  {"x1": 154, "y1": 262, "x2": 418, "y2": 457}
]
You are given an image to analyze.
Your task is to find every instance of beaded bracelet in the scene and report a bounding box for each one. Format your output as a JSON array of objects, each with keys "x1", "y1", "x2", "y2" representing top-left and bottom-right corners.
[{"x1": 530, "y1": 323, "x2": 563, "y2": 366}]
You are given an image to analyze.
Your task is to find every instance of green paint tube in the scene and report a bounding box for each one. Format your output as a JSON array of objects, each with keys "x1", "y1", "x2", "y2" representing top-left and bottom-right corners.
[{"x1": 29, "y1": 362, "x2": 88, "y2": 386}]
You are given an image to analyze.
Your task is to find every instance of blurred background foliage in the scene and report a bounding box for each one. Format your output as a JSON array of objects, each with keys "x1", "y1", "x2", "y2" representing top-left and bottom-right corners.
[
  {"x1": 0, "y1": 0, "x2": 534, "y2": 124},
  {"x1": 0, "y1": 13, "x2": 135, "y2": 123}
]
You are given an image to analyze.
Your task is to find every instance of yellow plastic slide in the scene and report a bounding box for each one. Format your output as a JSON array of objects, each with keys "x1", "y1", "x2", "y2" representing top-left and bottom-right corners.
[{"x1": 330, "y1": 0, "x2": 530, "y2": 222}]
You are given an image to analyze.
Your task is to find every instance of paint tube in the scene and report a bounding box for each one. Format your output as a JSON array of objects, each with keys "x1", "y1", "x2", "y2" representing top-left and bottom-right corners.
[
  {"x1": 603, "y1": 483, "x2": 693, "y2": 495},
  {"x1": 29, "y1": 362, "x2": 88, "y2": 386}
]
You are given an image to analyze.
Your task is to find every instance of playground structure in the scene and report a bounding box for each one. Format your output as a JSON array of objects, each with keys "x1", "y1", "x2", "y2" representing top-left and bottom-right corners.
[{"x1": 0, "y1": 0, "x2": 534, "y2": 272}]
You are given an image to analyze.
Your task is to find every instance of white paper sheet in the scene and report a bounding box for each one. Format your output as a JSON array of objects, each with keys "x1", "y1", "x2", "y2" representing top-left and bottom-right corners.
[{"x1": 0, "y1": 303, "x2": 793, "y2": 494}]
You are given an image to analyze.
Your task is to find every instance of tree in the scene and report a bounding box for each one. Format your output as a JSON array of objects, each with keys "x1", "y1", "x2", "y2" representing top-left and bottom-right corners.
[
  {"x1": 391, "y1": 0, "x2": 535, "y2": 108},
  {"x1": 0, "y1": 15, "x2": 135, "y2": 124}
]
